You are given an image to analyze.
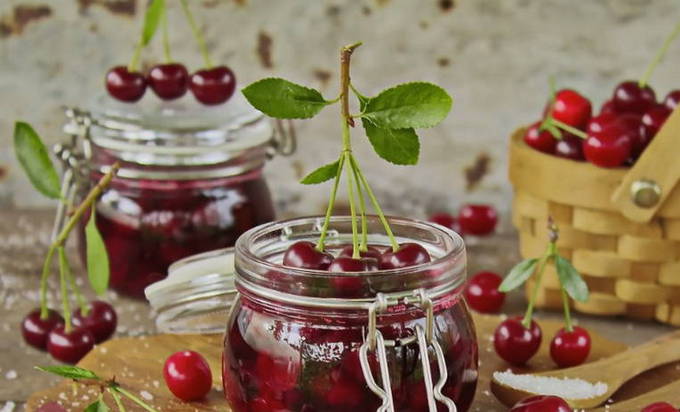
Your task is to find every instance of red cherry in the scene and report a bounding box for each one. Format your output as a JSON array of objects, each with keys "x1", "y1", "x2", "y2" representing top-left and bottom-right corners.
[
  {"x1": 255, "y1": 353, "x2": 300, "y2": 395},
  {"x1": 47, "y1": 326, "x2": 95, "y2": 364},
  {"x1": 379, "y1": 242, "x2": 431, "y2": 270},
  {"x1": 72, "y1": 301, "x2": 117, "y2": 343},
  {"x1": 163, "y1": 350, "x2": 212, "y2": 401},
  {"x1": 599, "y1": 99, "x2": 617, "y2": 114},
  {"x1": 510, "y1": 395, "x2": 571, "y2": 412},
  {"x1": 612, "y1": 80, "x2": 656, "y2": 114},
  {"x1": 554, "y1": 134, "x2": 585, "y2": 161},
  {"x1": 249, "y1": 396, "x2": 286, "y2": 412},
  {"x1": 189, "y1": 66, "x2": 236, "y2": 105},
  {"x1": 664, "y1": 90, "x2": 680, "y2": 110},
  {"x1": 641, "y1": 402, "x2": 678, "y2": 412},
  {"x1": 587, "y1": 112, "x2": 618, "y2": 134},
  {"x1": 641, "y1": 104, "x2": 671, "y2": 142},
  {"x1": 493, "y1": 317, "x2": 542, "y2": 365},
  {"x1": 549, "y1": 326, "x2": 591, "y2": 368},
  {"x1": 328, "y1": 257, "x2": 377, "y2": 297},
  {"x1": 458, "y1": 204, "x2": 498, "y2": 236},
  {"x1": 105, "y1": 66, "x2": 146, "y2": 102},
  {"x1": 548, "y1": 89, "x2": 592, "y2": 129},
  {"x1": 21, "y1": 309, "x2": 64, "y2": 350},
  {"x1": 338, "y1": 245, "x2": 382, "y2": 260},
  {"x1": 283, "y1": 241, "x2": 333, "y2": 270},
  {"x1": 584, "y1": 125, "x2": 633, "y2": 168},
  {"x1": 324, "y1": 375, "x2": 364, "y2": 407},
  {"x1": 523, "y1": 121, "x2": 557, "y2": 154},
  {"x1": 147, "y1": 63, "x2": 189, "y2": 100},
  {"x1": 429, "y1": 212, "x2": 461, "y2": 233},
  {"x1": 464, "y1": 271, "x2": 506, "y2": 313}
]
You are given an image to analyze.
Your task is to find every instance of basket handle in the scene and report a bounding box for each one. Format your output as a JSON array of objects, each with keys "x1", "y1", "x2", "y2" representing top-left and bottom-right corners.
[{"x1": 611, "y1": 105, "x2": 680, "y2": 223}]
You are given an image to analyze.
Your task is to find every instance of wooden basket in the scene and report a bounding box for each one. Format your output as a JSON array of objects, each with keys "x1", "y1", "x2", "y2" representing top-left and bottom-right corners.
[{"x1": 509, "y1": 106, "x2": 680, "y2": 325}]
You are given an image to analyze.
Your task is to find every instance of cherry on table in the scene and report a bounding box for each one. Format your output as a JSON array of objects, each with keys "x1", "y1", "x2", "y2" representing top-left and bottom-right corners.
[
  {"x1": 509, "y1": 395, "x2": 571, "y2": 412},
  {"x1": 429, "y1": 212, "x2": 461, "y2": 233},
  {"x1": 584, "y1": 125, "x2": 632, "y2": 168},
  {"x1": 283, "y1": 241, "x2": 333, "y2": 270},
  {"x1": 548, "y1": 89, "x2": 592, "y2": 129},
  {"x1": 554, "y1": 134, "x2": 585, "y2": 161},
  {"x1": 493, "y1": 316, "x2": 542, "y2": 366},
  {"x1": 379, "y1": 242, "x2": 431, "y2": 270},
  {"x1": 641, "y1": 402, "x2": 679, "y2": 412},
  {"x1": 163, "y1": 350, "x2": 213, "y2": 401},
  {"x1": 464, "y1": 271, "x2": 506, "y2": 314},
  {"x1": 664, "y1": 89, "x2": 680, "y2": 110},
  {"x1": 641, "y1": 104, "x2": 671, "y2": 142},
  {"x1": 47, "y1": 326, "x2": 95, "y2": 364},
  {"x1": 458, "y1": 204, "x2": 498, "y2": 236},
  {"x1": 72, "y1": 300, "x2": 117, "y2": 343},
  {"x1": 21, "y1": 309, "x2": 64, "y2": 350},
  {"x1": 550, "y1": 326, "x2": 591, "y2": 368},
  {"x1": 190, "y1": 66, "x2": 236, "y2": 105},
  {"x1": 338, "y1": 244, "x2": 382, "y2": 260},
  {"x1": 105, "y1": 66, "x2": 147, "y2": 102},
  {"x1": 147, "y1": 63, "x2": 189, "y2": 100},
  {"x1": 523, "y1": 121, "x2": 557, "y2": 155},
  {"x1": 612, "y1": 80, "x2": 656, "y2": 114}
]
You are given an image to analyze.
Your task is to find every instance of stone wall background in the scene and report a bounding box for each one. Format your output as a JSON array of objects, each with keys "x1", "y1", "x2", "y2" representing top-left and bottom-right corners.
[{"x1": 1, "y1": 0, "x2": 679, "y2": 217}]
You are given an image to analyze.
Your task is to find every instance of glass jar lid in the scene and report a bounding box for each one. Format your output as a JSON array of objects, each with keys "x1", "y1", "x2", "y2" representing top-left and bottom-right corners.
[{"x1": 145, "y1": 247, "x2": 237, "y2": 334}]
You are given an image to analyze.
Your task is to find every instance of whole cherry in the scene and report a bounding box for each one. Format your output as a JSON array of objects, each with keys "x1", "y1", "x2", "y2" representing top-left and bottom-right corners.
[
  {"x1": 641, "y1": 104, "x2": 671, "y2": 142},
  {"x1": 47, "y1": 326, "x2": 95, "y2": 364},
  {"x1": 458, "y1": 204, "x2": 498, "y2": 236},
  {"x1": 664, "y1": 90, "x2": 680, "y2": 110},
  {"x1": 586, "y1": 112, "x2": 618, "y2": 134},
  {"x1": 163, "y1": 350, "x2": 213, "y2": 401},
  {"x1": 641, "y1": 402, "x2": 678, "y2": 412},
  {"x1": 464, "y1": 271, "x2": 506, "y2": 314},
  {"x1": 554, "y1": 134, "x2": 585, "y2": 161},
  {"x1": 550, "y1": 326, "x2": 591, "y2": 368},
  {"x1": 105, "y1": 66, "x2": 147, "y2": 102},
  {"x1": 72, "y1": 301, "x2": 117, "y2": 343},
  {"x1": 612, "y1": 80, "x2": 656, "y2": 114},
  {"x1": 21, "y1": 309, "x2": 64, "y2": 350},
  {"x1": 523, "y1": 121, "x2": 557, "y2": 154},
  {"x1": 429, "y1": 212, "x2": 461, "y2": 233},
  {"x1": 510, "y1": 395, "x2": 571, "y2": 412},
  {"x1": 283, "y1": 241, "x2": 333, "y2": 270},
  {"x1": 328, "y1": 257, "x2": 378, "y2": 296},
  {"x1": 379, "y1": 242, "x2": 431, "y2": 270},
  {"x1": 147, "y1": 63, "x2": 189, "y2": 100},
  {"x1": 548, "y1": 89, "x2": 592, "y2": 129},
  {"x1": 493, "y1": 316, "x2": 542, "y2": 366},
  {"x1": 599, "y1": 99, "x2": 617, "y2": 115},
  {"x1": 584, "y1": 125, "x2": 632, "y2": 168},
  {"x1": 338, "y1": 244, "x2": 382, "y2": 260},
  {"x1": 190, "y1": 66, "x2": 236, "y2": 105}
]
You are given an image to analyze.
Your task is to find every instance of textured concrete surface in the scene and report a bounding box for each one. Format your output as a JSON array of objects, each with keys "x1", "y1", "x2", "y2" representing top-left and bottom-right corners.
[{"x1": 1, "y1": 0, "x2": 680, "y2": 216}]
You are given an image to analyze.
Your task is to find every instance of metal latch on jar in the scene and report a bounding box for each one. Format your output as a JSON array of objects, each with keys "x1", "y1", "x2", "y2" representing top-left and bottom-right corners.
[{"x1": 360, "y1": 289, "x2": 457, "y2": 412}]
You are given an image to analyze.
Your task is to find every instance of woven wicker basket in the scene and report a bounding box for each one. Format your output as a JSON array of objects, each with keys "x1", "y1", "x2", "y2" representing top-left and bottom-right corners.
[{"x1": 509, "y1": 106, "x2": 680, "y2": 325}]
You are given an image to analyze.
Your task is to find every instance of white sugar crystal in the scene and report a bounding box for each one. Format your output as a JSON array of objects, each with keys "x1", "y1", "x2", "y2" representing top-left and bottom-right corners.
[
  {"x1": 1, "y1": 401, "x2": 15, "y2": 412},
  {"x1": 493, "y1": 370, "x2": 608, "y2": 400},
  {"x1": 4, "y1": 370, "x2": 17, "y2": 380},
  {"x1": 140, "y1": 391, "x2": 154, "y2": 401}
]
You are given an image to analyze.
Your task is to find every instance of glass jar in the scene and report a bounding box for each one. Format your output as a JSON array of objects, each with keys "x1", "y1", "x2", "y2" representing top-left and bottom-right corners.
[
  {"x1": 61, "y1": 94, "x2": 288, "y2": 298},
  {"x1": 223, "y1": 216, "x2": 478, "y2": 412}
]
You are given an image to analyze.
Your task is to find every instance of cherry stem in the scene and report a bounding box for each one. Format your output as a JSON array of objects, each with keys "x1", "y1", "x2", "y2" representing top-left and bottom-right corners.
[
  {"x1": 57, "y1": 247, "x2": 72, "y2": 332},
  {"x1": 351, "y1": 161, "x2": 368, "y2": 251},
  {"x1": 522, "y1": 253, "x2": 548, "y2": 328},
  {"x1": 316, "y1": 155, "x2": 344, "y2": 252},
  {"x1": 108, "y1": 388, "x2": 126, "y2": 412},
  {"x1": 114, "y1": 386, "x2": 160, "y2": 412},
  {"x1": 179, "y1": 0, "x2": 213, "y2": 68},
  {"x1": 551, "y1": 118, "x2": 587, "y2": 139},
  {"x1": 640, "y1": 21, "x2": 680, "y2": 88},
  {"x1": 128, "y1": 42, "x2": 143, "y2": 73},
  {"x1": 39, "y1": 247, "x2": 57, "y2": 320},
  {"x1": 345, "y1": 153, "x2": 360, "y2": 258},
  {"x1": 65, "y1": 249, "x2": 88, "y2": 316},
  {"x1": 161, "y1": 6, "x2": 172, "y2": 63},
  {"x1": 561, "y1": 287, "x2": 573, "y2": 332}
]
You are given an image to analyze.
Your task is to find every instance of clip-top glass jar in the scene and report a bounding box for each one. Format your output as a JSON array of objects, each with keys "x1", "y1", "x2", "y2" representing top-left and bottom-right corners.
[
  {"x1": 61, "y1": 94, "x2": 288, "y2": 298},
  {"x1": 223, "y1": 216, "x2": 478, "y2": 412}
]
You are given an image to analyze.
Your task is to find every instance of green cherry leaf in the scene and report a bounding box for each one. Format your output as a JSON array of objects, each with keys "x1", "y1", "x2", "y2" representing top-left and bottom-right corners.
[
  {"x1": 85, "y1": 399, "x2": 110, "y2": 412},
  {"x1": 300, "y1": 159, "x2": 341, "y2": 185},
  {"x1": 361, "y1": 82, "x2": 452, "y2": 129},
  {"x1": 35, "y1": 365, "x2": 99, "y2": 380},
  {"x1": 85, "y1": 209, "x2": 110, "y2": 296},
  {"x1": 141, "y1": 0, "x2": 165, "y2": 46},
  {"x1": 13, "y1": 122, "x2": 61, "y2": 199},
  {"x1": 362, "y1": 120, "x2": 419, "y2": 165},
  {"x1": 498, "y1": 258, "x2": 539, "y2": 292},
  {"x1": 242, "y1": 78, "x2": 330, "y2": 119},
  {"x1": 555, "y1": 255, "x2": 589, "y2": 302}
]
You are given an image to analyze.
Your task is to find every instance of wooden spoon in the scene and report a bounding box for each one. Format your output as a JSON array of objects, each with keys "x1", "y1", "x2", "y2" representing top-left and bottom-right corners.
[
  {"x1": 491, "y1": 330, "x2": 680, "y2": 409},
  {"x1": 591, "y1": 379, "x2": 680, "y2": 411}
]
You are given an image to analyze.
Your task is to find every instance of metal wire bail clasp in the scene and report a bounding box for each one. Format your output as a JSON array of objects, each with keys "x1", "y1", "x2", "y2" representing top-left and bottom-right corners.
[{"x1": 359, "y1": 290, "x2": 458, "y2": 412}]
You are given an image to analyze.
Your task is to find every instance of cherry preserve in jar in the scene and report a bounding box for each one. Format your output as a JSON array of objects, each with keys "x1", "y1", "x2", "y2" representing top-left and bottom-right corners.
[
  {"x1": 61, "y1": 94, "x2": 291, "y2": 298},
  {"x1": 223, "y1": 216, "x2": 478, "y2": 412}
]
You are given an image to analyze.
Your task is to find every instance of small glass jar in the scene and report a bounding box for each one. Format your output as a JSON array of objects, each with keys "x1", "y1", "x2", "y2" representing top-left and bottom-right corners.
[
  {"x1": 62, "y1": 94, "x2": 287, "y2": 298},
  {"x1": 223, "y1": 216, "x2": 478, "y2": 412}
]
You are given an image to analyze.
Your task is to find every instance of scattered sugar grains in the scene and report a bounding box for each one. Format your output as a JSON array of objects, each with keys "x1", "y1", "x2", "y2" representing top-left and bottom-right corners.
[
  {"x1": 493, "y1": 370, "x2": 608, "y2": 400},
  {"x1": 140, "y1": 391, "x2": 154, "y2": 401},
  {"x1": 1, "y1": 401, "x2": 15, "y2": 412},
  {"x1": 4, "y1": 370, "x2": 17, "y2": 380}
]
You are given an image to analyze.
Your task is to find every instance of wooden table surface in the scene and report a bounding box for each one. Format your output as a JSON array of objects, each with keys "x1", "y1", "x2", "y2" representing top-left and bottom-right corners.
[{"x1": 0, "y1": 209, "x2": 675, "y2": 410}]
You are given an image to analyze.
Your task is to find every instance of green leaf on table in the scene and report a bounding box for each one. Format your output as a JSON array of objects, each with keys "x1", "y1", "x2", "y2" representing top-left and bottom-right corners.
[
  {"x1": 242, "y1": 78, "x2": 330, "y2": 119},
  {"x1": 36, "y1": 365, "x2": 99, "y2": 380},
  {"x1": 555, "y1": 255, "x2": 589, "y2": 302},
  {"x1": 362, "y1": 120, "x2": 419, "y2": 165},
  {"x1": 300, "y1": 159, "x2": 341, "y2": 184},
  {"x1": 13, "y1": 122, "x2": 61, "y2": 199},
  {"x1": 85, "y1": 399, "x2": 110, "y2": 412},
  {"x1": 498, "y1": 258, "x2": 539, "y2": 292},
  {"x1": 361, "y1": 82, "x2": 452, "y2": 129},
  {"x1": 141, "y1": 0, "x2": 165, "y2": 46},
  {"x1": 86, "y1": 209, "x2": 110, "y2": 296}
]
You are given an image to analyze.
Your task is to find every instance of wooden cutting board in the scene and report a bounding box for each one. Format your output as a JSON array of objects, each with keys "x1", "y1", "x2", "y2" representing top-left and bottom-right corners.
[{"x1": 25, "y1": 314, "x2": 680, "y2": 411}]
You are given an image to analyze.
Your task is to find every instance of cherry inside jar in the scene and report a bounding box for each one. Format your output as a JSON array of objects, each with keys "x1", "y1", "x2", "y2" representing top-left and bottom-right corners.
[{"x1": 223, "y1": 216, "x2": 478, "y2": 412}]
